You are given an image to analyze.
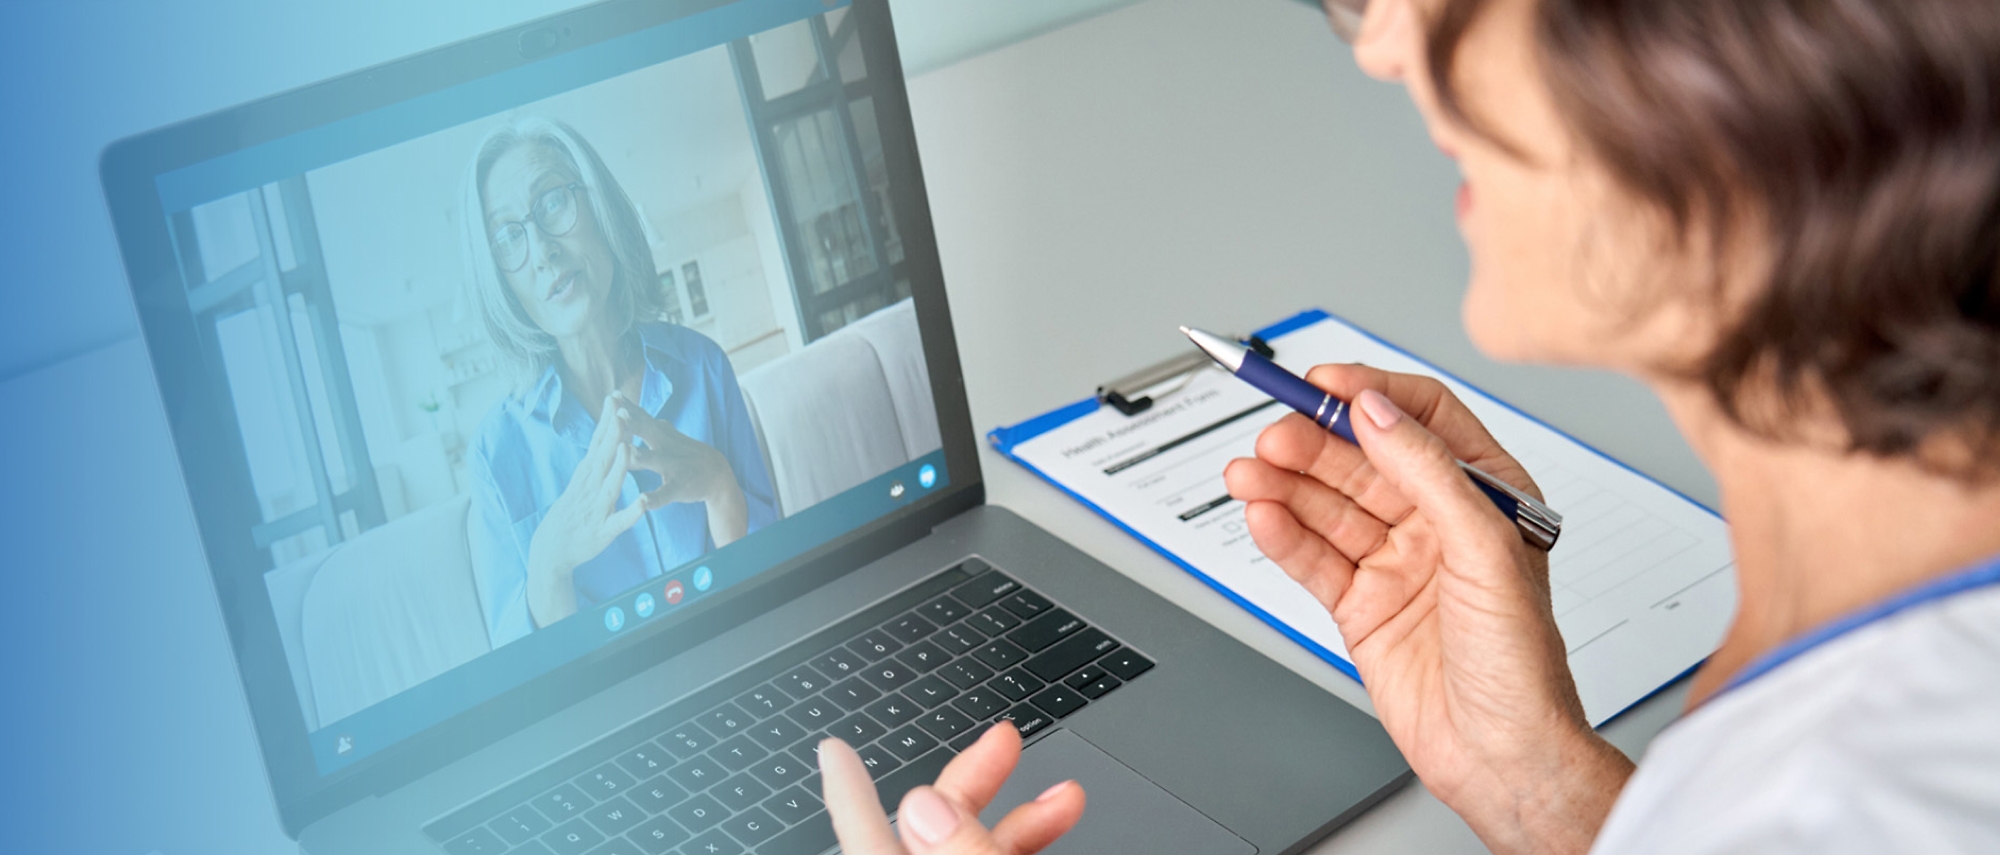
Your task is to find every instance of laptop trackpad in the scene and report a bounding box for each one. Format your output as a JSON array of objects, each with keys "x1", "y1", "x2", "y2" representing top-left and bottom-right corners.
[{"x1": 977, "y1": 729, "x2": 1254, "y2": 855}]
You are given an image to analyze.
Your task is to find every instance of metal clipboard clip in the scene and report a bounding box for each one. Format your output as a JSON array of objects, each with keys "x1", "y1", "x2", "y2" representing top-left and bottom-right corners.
[{"x1": 1096, "y1": 334, "x2": 1276, "y2": 416}]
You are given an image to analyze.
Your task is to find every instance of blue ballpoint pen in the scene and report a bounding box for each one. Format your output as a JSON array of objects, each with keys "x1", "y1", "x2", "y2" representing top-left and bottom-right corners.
[{"x1": 1182, "y1": 326, "x2": 1562, "y2": 550}]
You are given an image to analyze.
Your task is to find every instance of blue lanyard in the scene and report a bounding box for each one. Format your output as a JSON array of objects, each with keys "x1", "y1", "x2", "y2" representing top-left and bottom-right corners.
[{"x1": 1713, "y1": 553, "x2": 2000, "y2": 699}]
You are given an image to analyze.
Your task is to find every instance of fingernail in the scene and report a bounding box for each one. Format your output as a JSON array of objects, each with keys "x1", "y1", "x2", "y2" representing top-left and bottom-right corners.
[
  {"x1": 1036, "y1": 780, "x2": 1072, "y2": 803},
  {"x1": 901, "y1": 787, "x2": 960, "y2": 845},
  {"x1": 1356, "y1": 389, "x2": 1402, "y2": 430}
]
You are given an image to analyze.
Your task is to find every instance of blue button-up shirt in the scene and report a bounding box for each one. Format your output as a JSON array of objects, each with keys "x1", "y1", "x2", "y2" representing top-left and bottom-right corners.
[{"x1": 468, "y1": 322, "x2": 776, "y2": 647}]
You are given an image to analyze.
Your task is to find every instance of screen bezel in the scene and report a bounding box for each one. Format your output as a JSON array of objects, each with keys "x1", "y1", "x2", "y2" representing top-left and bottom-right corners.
[{"x1": 99, "y1": 0, "x2": 983, "y2": 835}]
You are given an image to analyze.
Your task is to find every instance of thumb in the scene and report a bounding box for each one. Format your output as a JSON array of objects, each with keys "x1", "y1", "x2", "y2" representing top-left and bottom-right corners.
[
  {"x1": 897, "y1": 785, "x2": 1000, "y2": 855},
  {"x1": 1350, "y1": 389, "x2": 1515, "y2": 552}
]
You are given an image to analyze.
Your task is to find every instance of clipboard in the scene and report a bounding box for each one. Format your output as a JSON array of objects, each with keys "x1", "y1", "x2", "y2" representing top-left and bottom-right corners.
[{"x1": 988, "y1": 308, "x2": 1738, "y2": 726}]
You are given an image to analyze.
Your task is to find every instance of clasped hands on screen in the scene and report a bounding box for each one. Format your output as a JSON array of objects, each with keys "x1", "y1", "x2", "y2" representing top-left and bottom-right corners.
[{"x1": 526, "y1": 392, "x2": 749, "y2": 623}]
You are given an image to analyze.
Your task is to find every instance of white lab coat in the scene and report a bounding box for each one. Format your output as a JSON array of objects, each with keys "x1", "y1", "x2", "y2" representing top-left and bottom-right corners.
[{"x1": 1590, "y1": 576, "x2": 2000, "y2": 854}]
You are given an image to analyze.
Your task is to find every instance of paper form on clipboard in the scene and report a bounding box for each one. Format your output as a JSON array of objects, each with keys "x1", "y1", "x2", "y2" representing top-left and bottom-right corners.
[{"x1": 988, "y1": 309, "x2": 1737, "y2": 725}]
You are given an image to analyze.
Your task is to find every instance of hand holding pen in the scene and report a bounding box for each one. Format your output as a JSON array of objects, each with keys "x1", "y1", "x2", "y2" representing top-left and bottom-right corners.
[{"x1": 1220, "y1": 360, "x2": 1617, "y2": 834}]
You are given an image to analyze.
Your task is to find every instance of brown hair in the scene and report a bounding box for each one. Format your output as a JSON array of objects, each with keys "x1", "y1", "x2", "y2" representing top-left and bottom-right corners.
[{"x1": 1429, "y1": 0, "x2": 2000, "y2": 475}]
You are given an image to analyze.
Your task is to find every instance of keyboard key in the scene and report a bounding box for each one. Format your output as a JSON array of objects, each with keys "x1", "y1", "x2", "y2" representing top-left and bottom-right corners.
[
  {"x1": 579, "y1": 764, "x2": 637, "y2": 799},
  {"x1": 990, "y1": 669, "x2": 1045, "y2": 701},
  {"x1": 798, "y1": 772, "x2": 822, "y2": 799},
  {"x1": 811, "y1": 648, "x2": 865, "y2": 679},
  {"x1": 829, "y1": 711, "x2": 887, "y2": 745},
  {"x1": 587, "y1": 837, "x2": 643, "y2": 855},
  {"x1": 719, "y1": 806, "x2": 783, "y2": 847},
  {"x1": 776, "y1": 664, "x2": 830, "y2": 698},
  {"x1": 444, "y1": 827, "x2": 506, "y2": 855},
  {"x1": 859, "y1": 659, "x2": 918, "y2": 693},
  {"x1": 881, "y1": 724, "x2": 940, "y2": 761},
  {"x1": 708, "y1": 734, "x2": 767, "y2": 771},
  {"x1": 585, "y1": 796, "x2": 646, "y2": 836},
  {"x1": 1078, "y1": 673, "x2": 1122, "y2": 699},
  {"x1": 938, "y1": 659, "x2": 994, "y2": 690},
  {"x1": 864, "y1": 694, "x2": 921, "y2": 728},
  {"x1": 1023, "y1": 628, "x2": 1117, "y2": 682},
  {"x1": 628, "y1": 777, "x2": 690, "y2": 814},
  {"x1": 491, "y1": 805, "x2": 553, "y2": 845},
  {"x1": 665, "y1": 756, "x2": 728, "y2": 792},
  {"x1": 1064, "y1": 664, "x2": 1110, "y2": 690},
  {"x1": 657, "y1": 723, "x2": 715, "y2": 759},
  {"x1": 535, "y1": 783, "x2": 596, "y2": 822},
  {"x1": 713, "y1": 773, "x2": 772, "y2": 811},
  {"x1": 627, "y1": 815, "x2": 690, "y2": 854},
  {"x1": 999, "y1": 589, "x2": 1054, "y2": 619},
  {"x1": 762, "y1": 787, "x2": 824, "y2": 824},
  {"x1": 748, "y1": 751, "x2": 810, "y2": 790},
  {"x1": 856, "y1": 743, "x2": 902, "y2": 779},
  {"x1": 788, "y1": 736, "x2": 828, "y2": 771},
  {"x1": 933, "y1": 623, "x2": 985, "y2": 654},
  {"x1": 1100, "y1": 649, "x2": 1155, "y2": 681},
  {"x1": 701, "y1": 703, "x2": 754, "y2": 737},
  {"x1": 958, "y1": 556, "x2": 992, "y2": 575},
  {"x1": 997, "y1": 705, "x2": 1054, "y2": 738},
  {"x1": 952, "y1": 687, "x2": 1006, "y2": 719},
  {"x1": 679, "y1": 827, "x2": 743, "y2": 855},
  {"x1": 848, "y1": 631, "x2": 904, "y2": 661},
  {"x1": 949, "y1": 726, "x2": 989, "y2": 753},
  {"x1": 733, "y1": 685, "x2": 791, "y2": 718},
  {"x1": 894, "y1": 639, "x2": 950, "y2": 672},
  {"x1": 542, "y1": 819, "x2": 605, "y2": 855},
  {"x1": 1030, "y1": 684, "x2": 1088, "y2": 719},
  {"x1": 785, "y1": 697, "x2": 841, "y2": 730},
  {"x1": 511, "y1": 842, "x2": 557, "y2": 855},
  {"x1": 869, "y1": 748, "x2": 955, "y2": 813},
  {"x1": 758, "y1": 814, "x2": 837, "y2": 855},
  {"x1": 616, "y1": 743, "x2": 678, "y2": 780},
  {"x1": 967, "y1": 608, "x2": 1019, "y2": 637},
  {"x1": 665, "y1": 793, "x2": 728, "y2": 833},
  {"x1": 747, "y1": 715, "x2": 808, "y2": 752},
  {"x1": 882, "y1": 613, "x2": 938, "y2": 644},
  {"x1": 918, "y1": 596, "x2": 969, "y2": 626},
  {"x1": 951, "y1": 572, "x2": 1020, "y2": 608},
  {"x1": 916, "y1": 707, "x2": 975, "y2": 741},
  {"x1": 970, "y1": 639, "x2": 1027, "y2": 671},
  {"x1": 825, "y1": 677, "x2": 883, "y2": 710},
  {"x1": 1009, "y1": 609, "x2": 1085, "y2": 652},
  {"x1": 901, "y1": 675, "x2": 958, "y2": 707}
]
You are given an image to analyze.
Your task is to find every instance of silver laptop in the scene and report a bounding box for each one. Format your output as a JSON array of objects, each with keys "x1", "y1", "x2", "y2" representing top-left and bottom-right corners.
[{"x1": 100, "y1": 1, "x2": 1409, "y2": 852}]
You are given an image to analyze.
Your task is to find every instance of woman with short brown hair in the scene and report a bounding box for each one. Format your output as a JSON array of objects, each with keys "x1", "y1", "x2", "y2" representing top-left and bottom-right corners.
[{"x1": 820, "y1": 1, "x2": 2000, "y2": 852}]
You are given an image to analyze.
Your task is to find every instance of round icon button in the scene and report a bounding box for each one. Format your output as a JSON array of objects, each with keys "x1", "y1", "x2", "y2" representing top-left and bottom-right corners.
[
  {"x1": 604, "y1": 606, "x2": 626, "y2": 632},
  {"x1": 664, "y1": 579, "x2": 685, "y2": 605},
  {"x1": 919, "y1": 464, "x2": 937, "y2": 489},
  {"x1": 692, "y1": 566, "x2": 714, "y2": 591},
  {"x1": 634, "y1": 593, "x2": 655, "y2": 619}
]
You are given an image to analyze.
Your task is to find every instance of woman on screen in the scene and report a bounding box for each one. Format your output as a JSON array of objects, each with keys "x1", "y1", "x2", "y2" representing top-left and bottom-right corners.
[{"x1": 461, "y1": 116, "x2": 776, "y2": 646}]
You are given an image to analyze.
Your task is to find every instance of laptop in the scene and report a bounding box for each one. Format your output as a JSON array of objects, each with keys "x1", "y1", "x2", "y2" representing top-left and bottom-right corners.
[{"x1": 100, "y1": 1, "x2": 1410, "y2": 852}]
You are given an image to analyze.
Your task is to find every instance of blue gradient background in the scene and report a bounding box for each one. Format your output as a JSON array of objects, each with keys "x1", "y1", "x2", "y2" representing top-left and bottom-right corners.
[{"x1": 0, "y1": 1, "x2": 1141, "y2": 852}]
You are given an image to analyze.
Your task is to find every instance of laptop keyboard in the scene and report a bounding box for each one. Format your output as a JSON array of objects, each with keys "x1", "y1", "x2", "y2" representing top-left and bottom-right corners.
[{"x1": 424, "y1": 559, "x2": 1155, "y2": 855}]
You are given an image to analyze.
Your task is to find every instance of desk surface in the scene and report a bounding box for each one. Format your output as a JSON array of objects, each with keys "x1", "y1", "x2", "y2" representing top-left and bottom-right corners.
[
  {"x1": 902, "y1": 0, "x2": 1714, "y2": 851},
  {"x1": 2, "y1": 2, "x2": 1717, "y2": 853}
]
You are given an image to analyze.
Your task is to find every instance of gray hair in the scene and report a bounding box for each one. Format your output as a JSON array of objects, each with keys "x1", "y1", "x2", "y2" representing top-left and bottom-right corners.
[{"x1": 460, "y1": 116, "x2": 665, "y2": 384}]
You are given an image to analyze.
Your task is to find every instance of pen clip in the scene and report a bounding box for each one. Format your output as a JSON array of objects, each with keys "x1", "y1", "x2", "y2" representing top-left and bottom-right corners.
[{"x1": 1098, "y1": 334, "x2": 1275, "y2": 416}]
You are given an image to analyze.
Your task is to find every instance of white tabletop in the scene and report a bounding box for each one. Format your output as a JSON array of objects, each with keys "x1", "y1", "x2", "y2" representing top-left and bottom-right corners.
[
  {"x1": 902, "y1": 0, "x2": 1716, "y2": 851},
  {"x1": 2, "y1": 2, "x2": 1718, "y2": 853}
]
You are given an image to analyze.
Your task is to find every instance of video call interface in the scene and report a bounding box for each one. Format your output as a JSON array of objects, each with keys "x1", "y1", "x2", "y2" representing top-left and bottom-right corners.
[{"x1": 157, "y1": 1, "x2": 944, "y2": 771}]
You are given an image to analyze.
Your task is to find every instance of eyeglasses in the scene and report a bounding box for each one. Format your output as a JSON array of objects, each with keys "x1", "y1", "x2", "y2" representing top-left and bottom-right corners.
[
  {"x1": 488, "y1": 182, "x2": 584, "y2": 273},
  {"x1": 1300, "y1": 0, "x2": 1370, "y2": 42}
]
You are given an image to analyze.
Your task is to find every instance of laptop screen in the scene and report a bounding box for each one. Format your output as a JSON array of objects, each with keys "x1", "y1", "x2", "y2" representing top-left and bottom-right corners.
[{"x1": 125, "y1": 0, "x2": 955, "y2": 780}]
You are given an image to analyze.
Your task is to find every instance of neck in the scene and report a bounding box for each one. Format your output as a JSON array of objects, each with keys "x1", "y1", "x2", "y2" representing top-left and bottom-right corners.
[
  {"x1": 554, "y1": 318, "x2": 633, "y2": 409},
  {"x1": 1651, "y1": 382, "x2": 2000, "y2": 708}
]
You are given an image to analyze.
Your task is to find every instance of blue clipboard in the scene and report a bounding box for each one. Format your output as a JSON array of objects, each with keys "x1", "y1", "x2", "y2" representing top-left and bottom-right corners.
[{"x1": 988, "y1": 307, "x2": 1723, "y2": 708}]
